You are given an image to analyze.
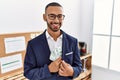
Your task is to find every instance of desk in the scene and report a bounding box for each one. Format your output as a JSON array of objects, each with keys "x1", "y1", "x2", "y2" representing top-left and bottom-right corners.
[
  {"x1": 0, "y1": 54, "x2": 92, "y2": 80},
  {"x1": 74, "y1": 53, "x2": 92, "y2": 80},
  {"x1": 0, "y1": 70, "x2": 27, "y2": 80}
]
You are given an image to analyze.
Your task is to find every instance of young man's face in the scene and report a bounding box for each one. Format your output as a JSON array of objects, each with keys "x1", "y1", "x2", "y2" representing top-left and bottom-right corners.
[{"x1": 44, "y1": 6, "x2": 64, "y2": 32}]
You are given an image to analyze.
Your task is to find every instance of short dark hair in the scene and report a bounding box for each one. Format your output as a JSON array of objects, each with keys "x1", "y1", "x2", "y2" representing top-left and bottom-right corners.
[{"x1": 45, "y1": 2, "x2": 62, "y2": 11}]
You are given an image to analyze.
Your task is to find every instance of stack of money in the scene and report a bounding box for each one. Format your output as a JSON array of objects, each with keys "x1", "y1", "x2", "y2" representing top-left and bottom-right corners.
[{"x1": 50, "y1": 46, "x2": 62, "y2": 61}]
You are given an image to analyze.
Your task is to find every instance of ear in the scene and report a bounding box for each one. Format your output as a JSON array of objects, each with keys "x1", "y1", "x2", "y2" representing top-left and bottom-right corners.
[{"x1": 43, "y1": 14, "x2": 47, "y2": 21}]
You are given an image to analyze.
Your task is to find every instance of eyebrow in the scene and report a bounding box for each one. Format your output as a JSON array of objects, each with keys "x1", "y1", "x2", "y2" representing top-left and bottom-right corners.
[{"x1": 48, "y1": 14, "x2": 63, "y2": 15}]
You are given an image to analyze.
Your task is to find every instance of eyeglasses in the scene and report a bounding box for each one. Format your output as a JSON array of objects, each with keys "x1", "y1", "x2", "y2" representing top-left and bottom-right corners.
[{"x1": 48, "y1": 14, "x2": 65, "y2": 20}]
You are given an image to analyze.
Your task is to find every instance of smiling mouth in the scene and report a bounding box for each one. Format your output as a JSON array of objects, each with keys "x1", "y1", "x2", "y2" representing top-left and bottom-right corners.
[{"x1": 52, "y1": 24, "x2": 59, "y2": 28}]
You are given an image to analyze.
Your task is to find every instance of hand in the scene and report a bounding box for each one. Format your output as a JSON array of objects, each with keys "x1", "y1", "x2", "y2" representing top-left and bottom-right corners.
[
  {"x1": 48, "y1": 57, "x2": 62, "y2": 73},
  {"x1": 58, "y1": 60, "x2": 74, "y2": 76}
]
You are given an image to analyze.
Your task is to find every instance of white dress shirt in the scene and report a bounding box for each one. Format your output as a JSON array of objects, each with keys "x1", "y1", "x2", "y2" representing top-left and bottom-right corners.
[{"x1": 46, "y1": 31, "x2": 62, "y2": 61}]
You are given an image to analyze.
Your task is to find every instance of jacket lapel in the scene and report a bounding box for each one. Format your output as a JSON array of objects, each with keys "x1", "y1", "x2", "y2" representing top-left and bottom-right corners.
[
  {"x1": 40, "y1": 30, "x2": 51, "y2": 61},
  {"x1": 62, "y1": 31, "x2": 68, "y2": 60}
]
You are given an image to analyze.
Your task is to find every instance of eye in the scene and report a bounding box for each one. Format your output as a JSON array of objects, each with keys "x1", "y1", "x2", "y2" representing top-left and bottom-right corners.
[
  {"x1": 49, "y1": 14, "x2": 55, "y2": 18},
  {"x1": 58, "y1": 14, "x2": 65, "y2": 20},
  {"x1": 49, "y1": 15, "x2": 55, "y2": 17},
  {"x1": 48, "y1": 14, "x2": 56, "y2": 20},
  {"x1": 58, "y1": 14, "x2": 63, "y2": 18}
]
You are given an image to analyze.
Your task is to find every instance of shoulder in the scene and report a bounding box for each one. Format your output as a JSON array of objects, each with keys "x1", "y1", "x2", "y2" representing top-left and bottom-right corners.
[
  {"x1": 28, "y1": 31, "x2": 46, "y2": 45},
  {"x1": 62, "y1": 30, "x2": 78, "y2": 43}
]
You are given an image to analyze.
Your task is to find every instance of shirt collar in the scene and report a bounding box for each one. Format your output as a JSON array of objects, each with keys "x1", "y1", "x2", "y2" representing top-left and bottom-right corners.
[{"x1": 46, "y1": 30, "x2": 63, "y2": 40}]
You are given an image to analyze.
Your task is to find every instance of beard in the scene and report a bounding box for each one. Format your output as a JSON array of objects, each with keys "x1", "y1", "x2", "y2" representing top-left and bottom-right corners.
[{"x1": 46, "y1": 21, "x2": 62, "y2": 32}]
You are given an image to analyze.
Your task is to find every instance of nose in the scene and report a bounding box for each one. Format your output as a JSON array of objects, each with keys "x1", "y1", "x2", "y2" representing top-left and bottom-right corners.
[{"x1": 54, "y1": 16, "x2": 59, "y2": 22}]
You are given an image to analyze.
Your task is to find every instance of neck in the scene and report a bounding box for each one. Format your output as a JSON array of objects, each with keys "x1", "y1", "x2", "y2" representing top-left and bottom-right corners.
[{"x1": 47, "y1": 29, "x2": 61, "y2": 41}]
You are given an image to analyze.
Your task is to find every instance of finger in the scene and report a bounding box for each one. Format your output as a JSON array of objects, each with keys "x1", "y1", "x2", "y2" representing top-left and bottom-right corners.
[
  {"x1": 59, "y1": 68, "x2": 64, "y2": 75},
  {"x1": 57, "y1": 57, "x2": 62, "y2": 64},
  {"x1": 61, "y1": 60, "x2": 68, "y2": 68},
  {"x1": 54, "y1": 57, "x2": 62, "y2": 66},
  {"x1": 60, "y1": 63, "x2": 66, "y2": 71}
]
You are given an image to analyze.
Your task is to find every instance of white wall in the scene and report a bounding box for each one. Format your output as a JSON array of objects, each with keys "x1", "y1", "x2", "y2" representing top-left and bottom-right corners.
[
  {"x1": 79, "y1": 0, "x2": 94, "y2": 53},
  {"x1": 0, "y1": 0, "x2": 94, "y2": 53},
  {"x1": 0, "y1": 0, "x2": 44, "y2": 33}
]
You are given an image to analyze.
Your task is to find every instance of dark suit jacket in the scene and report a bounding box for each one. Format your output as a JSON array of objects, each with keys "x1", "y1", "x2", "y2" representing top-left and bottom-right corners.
[{"x1": 24, "y1": 30, "x2": 82, "y2": 80}]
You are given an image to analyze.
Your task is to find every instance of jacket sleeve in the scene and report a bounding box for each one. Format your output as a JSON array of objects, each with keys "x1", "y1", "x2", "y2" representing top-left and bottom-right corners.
[
  {"x1": 24, "y1": 42, "x2": 52, "y2": 80},
  {"x1": 72, "y1": 39, "x2": 83, "y2": 78}
]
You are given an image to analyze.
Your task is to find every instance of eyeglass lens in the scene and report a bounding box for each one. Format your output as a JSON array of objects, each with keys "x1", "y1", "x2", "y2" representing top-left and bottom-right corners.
[{"x1": 48, "y1": 14, "x2": 65, "y2": 20}]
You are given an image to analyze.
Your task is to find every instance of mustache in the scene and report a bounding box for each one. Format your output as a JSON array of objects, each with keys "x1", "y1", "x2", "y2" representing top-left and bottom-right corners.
[{"x1": 51, "y1": 22, "x2": 60, "y2": 24}]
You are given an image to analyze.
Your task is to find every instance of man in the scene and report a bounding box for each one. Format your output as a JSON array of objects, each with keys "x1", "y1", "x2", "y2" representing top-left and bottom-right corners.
[{"x1": 24, "y1": 2, "x2": 82, "y2": 80}]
